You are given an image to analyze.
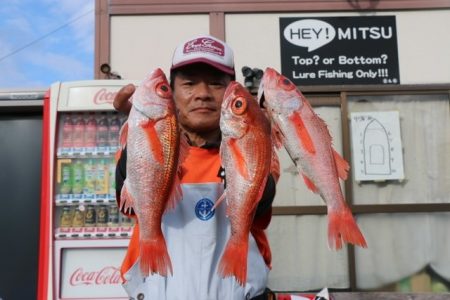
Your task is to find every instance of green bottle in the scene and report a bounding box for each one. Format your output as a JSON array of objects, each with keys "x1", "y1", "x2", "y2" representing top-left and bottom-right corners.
[
  {"x1": 72, "y1": 160, "x2": 84, "y2": 194},
  {"x1": 60, "y1": 163, "x2": 73, "y2": 195}
]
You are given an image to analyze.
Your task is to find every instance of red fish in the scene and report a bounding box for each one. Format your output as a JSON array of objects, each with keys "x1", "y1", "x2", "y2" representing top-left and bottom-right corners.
[
  {"x1": 218, "y1": 81, "x2": 273, "y2": 285},
  {"x1": 119, "y1": 68, "x2": 184, "y2": 277},
  {"x1": 259, "y1": 67, "x2": 367, "y2": 250}
]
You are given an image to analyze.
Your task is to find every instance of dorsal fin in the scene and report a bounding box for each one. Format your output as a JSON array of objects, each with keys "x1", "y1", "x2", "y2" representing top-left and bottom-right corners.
[
  {"x1": 332, "y1": 148, "x2": 350, "y2": 180},
  {"x1": 270, "y1": 149, "x2": 281, "y2": 183},
  {"x1": 119, "y1": 121, "x2": 128, "y2": 148},
  {"x1": 164, "y1": 133, "x2": 190, "y2": 212},
  {"x1": 165, "y1": 179, "x2": 183, "y2": 211},
  {"x1": 271, "y1": 122, "x2": 284, "y2": 150},
  {"x1": 178, "y1": 133, "x2": 190, "y2": 167},
  {"x1": 119, "y1": 181, "x2": 135, "y2": 214}
]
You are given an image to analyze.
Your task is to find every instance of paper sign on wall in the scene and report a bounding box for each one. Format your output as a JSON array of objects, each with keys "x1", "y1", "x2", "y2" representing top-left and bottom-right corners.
[{"x1": 350, "y1": 111, "x2": 404, "y2": 181}]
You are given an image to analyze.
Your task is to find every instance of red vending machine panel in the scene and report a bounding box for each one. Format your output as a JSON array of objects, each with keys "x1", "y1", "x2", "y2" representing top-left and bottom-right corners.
[{"x1": 39, "y1": 80, "x2": 137, "y2": 300}]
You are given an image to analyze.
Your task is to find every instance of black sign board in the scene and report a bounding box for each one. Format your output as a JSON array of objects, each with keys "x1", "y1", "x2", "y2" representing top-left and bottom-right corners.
[{"x1": 280, "y1": 16, "x2": 400, "y2": 85}]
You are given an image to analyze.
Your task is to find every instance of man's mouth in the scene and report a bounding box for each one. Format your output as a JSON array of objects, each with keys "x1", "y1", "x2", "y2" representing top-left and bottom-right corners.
[{"x1": 191, "y1": 107, "x2": 215, "y2": 113}]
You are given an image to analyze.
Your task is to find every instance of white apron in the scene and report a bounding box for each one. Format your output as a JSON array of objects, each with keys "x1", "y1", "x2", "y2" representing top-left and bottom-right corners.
[{"x1": 122, "y1": 183, "x2": 270, "y2": 300}]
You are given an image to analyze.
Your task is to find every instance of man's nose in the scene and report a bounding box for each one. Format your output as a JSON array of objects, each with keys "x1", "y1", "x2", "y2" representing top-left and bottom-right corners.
[{"x1": 195, "y1": 82, "x2": 212, "y2": 100}]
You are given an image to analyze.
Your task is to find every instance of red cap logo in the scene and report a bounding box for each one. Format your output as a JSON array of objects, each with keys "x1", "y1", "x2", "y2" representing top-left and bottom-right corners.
[{"x1": 183, "y1": 38, "x2": 224, "y2": 57}]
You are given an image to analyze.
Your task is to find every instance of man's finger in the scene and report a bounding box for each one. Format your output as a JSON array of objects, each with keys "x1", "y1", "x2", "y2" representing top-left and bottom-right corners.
[{"x1": 113, "y1": 84, "x2": 135, "y2": 114}]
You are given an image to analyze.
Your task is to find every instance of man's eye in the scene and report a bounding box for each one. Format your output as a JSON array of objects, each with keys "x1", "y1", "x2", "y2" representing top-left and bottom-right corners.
[{"x1": 210, "y1": 81, "x2": 225, "y2": 87}]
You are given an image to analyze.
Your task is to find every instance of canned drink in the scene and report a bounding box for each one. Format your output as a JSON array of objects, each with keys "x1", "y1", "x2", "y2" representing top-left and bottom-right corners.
[
  {"x1": 60, "y1": 206, "x2": 73, "y2": 228},
  {"x1": 108, "y1": 205, "x2": 119, "y2": 227},
  {"x1": 96, "y1": 205, "x2": 108, "y2": 227},
  {"x1": 84, "y1": 205, "x2": 96, "y2": 226},
  {"x1": 72, "y1": 206, "x2": 85, "y2": 227}
]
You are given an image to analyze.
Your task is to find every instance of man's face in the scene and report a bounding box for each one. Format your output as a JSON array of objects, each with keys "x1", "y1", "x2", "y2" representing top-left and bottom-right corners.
[{"x1": 172, "y1": 64, "x2": 232, "y2": 134}]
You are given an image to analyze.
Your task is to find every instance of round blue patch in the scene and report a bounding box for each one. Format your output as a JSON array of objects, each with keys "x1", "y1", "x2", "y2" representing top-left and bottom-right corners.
[{"x1": 195, "y1": 198, "x2": 215, "y2": 221}]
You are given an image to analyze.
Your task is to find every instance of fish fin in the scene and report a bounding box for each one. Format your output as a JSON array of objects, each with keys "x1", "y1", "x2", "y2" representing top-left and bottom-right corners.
[
  {"x1": 218, "y1": 236, "x2": 249, "y2": 286},
  {"x1": 328, "y1": 206, "x2": 367, "y2": 250},
  {"x1": 119, "y1": 182, "x2": 135, "y2": 214},
  {"x1": 270, "y1": 149, "x2": 281, "y2": 183},
  {"x1": 302, "y1": 174, "x2": 319, "y2": 194},
  {"x1": 114, "y1": 149, "x2": 122, "y2": 163},
  {"x1": 164, "y1": 134, "x2": 189, "y2": 212},
  {"x1": 178, "y1": 133, "x2": 190, "y2": 166},
  {"x1": 211, "y1": 192, "x2": 226, "y2": 211},
  {"x1": 115, "y1": 121, "x2": 129, "y2": 162},
  {"x1": 271, "y1": 122, "x2": 284, "y2": 150},
  {"x1": 289, "y1": 112, "x2": 316, "y2": 154},
  {"x1": 228, "y1": 138, "x2": 249, "y2": 180},
  {"x1": 165, "y1": 181, "x2": 183, "y2": 212},
  {"x1": 119, "y1": 121, "x2": 128, "y2": 149},
  {"x1": 139, "y1": 233, "x2": 173, "y2": 277},
  {"x1": 332, "y1": 148, "x2": 350, "y2": 181},
  {"x1": 141, "y1": 120, "x2": 164, "y2": 164}
]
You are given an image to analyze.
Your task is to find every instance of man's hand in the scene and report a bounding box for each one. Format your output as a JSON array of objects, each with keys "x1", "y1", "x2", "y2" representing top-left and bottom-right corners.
[{"x1": 113, "y1": 84, "x2": 135, "y2": 114}]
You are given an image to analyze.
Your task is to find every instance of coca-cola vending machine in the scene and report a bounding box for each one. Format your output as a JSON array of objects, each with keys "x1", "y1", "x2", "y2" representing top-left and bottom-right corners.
[{"x1": 38, "y1": 80, "x2": 137, "y2": 300}]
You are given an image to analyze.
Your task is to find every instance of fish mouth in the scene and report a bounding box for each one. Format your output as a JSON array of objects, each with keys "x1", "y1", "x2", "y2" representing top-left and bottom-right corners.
[
  {"x1": 257, "y1": 82, "x2": 266, "y2": 109},
  {"x1": 149, "y1": 68, "x2": 165, "y2": 80}
]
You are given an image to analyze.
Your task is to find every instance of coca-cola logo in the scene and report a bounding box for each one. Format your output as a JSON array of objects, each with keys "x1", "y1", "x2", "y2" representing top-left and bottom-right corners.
[
  {"x1": 69, "y1": 266, "x2": 122, "y2": 286},
  {"x1": 183, "y1": 38, "x2": 224, "y2": 56},
  {"x1": 93, "y1": 88, "x2": 118, "y2": 105}
]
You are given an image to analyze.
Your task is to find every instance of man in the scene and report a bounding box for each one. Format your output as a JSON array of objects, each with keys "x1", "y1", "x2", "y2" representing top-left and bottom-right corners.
[{"x1": 114, "y1": 34, "x2": 276, "y2": 300}]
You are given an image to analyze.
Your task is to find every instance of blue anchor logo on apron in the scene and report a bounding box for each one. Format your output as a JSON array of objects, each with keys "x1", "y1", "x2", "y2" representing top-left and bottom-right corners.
[{"x1": 195, "y1": 198, "x2": 215, "y2": 221}]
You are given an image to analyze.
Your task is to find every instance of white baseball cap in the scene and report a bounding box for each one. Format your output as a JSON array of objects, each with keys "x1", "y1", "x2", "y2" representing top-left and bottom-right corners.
[{"x1": 170, "y1": 34, "x2": 235, "y2": 75}]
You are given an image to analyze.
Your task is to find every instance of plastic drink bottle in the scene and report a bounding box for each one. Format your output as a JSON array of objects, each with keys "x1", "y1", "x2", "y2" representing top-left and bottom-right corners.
[
  {"x1": 96, "y1": 113, "x2": 109, "y2": 148},
  {"x1": 108, "y1": 158, "x2": 116, "y2": 197},
  {"x1": 72, "y1": 160, "x2": 84, "y2": 194},
  {"x1": 60, "y1": 162, "x2": 73, "y2": 195},
  {"x1": 108, "y1": 114, "x2": 121, "y2": 149},
  {"x1": 83, "y1": 159, "x2": 96, "y2": 195},
  {"x1": 95, "y1": 159, "x2": 108, "y2": 195},
  {"x1": 61, "y1": 114, "x2": 74, "y2": 149},
  {"x1": 72, "y1": 114, "x2": 85, "y2": 149},
  {"x1": 84, "y1": 113, "x2": 97, "y2": 150}
]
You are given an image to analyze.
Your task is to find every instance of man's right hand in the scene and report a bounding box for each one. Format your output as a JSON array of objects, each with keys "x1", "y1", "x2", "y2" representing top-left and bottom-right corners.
[{"x1": 113, "y1": 84, "x2": 135, "y2": 114}]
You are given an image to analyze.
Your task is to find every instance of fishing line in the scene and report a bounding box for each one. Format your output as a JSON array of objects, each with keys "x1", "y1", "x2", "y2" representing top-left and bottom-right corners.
[{"x1": 0, "y1": 8, "x2": 93, "y2": 63}]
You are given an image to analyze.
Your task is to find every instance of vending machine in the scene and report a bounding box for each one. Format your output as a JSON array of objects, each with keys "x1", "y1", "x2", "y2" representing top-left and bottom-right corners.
[{"x1": 38, "y1": 80, "x2": 137, "y2": 300}]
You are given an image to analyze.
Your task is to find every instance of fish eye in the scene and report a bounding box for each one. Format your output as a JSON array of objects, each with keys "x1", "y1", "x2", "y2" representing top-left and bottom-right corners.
[
  {"x1": 280, "y1": 77, "x2": 295, "y2": 91},
  {"x1": 231, "y1": 97, "x2": 247, "y2": 115},
  {"x1": 156, "y1": 82, "x2": 172, "y2": 98}
]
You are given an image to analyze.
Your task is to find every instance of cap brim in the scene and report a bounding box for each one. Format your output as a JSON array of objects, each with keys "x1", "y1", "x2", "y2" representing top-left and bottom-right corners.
[{"x1": 171, "y1": 57, "x2": 235, "y2": 76}]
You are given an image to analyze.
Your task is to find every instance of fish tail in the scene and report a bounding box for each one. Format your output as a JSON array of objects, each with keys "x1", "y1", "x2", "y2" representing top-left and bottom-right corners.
[
  {"x1": 139, "y1": 234, "x2": 173, "y2": 277},
  {"x1": 328, "y1": 207, "x2": 367, "y2": 250},
  {"x1": 218, "y1": 237, "x2": 249, "y2": 286}
]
